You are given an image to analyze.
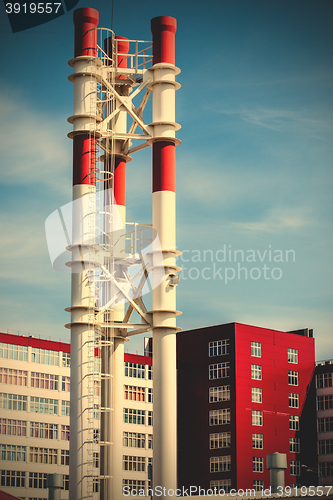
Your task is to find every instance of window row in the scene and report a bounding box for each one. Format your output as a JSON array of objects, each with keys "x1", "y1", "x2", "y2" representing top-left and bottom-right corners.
[
  {"x1": 123, "y1": 432, "x2": 153, "y2": 450},
  {"x1": 210, "y1": 455, "x2": 231, "y2": 473},
  {"x1": 250, "y1": 343, "x2": 298, "y2": 364},
  {"x1": 318, "y1": 417, "x2": 333, "y2": 433},
  {"x1": 0, "y1": 419, "x2": 69, "y2": 441},
  {"x1": 209, "y1": 340, "x2": 229, "y2": 357},
  {"x1": 0, "y1": 445, "x2": 70, "y2": 465},
  {"x1": 209, "y1": 385, "x2": 230, "y2": 403},
  {"x1": 210, "y1": 480, "x2": 231, "y2": 494},
  {"x1": 318, "y1": 439, "x2": 333, "y2": 455},
  {"x1": 124, "y1": 385, "x2": 152, "y2": 403},
  {"x1": 210, "y1": 432, "x2": 231, "y2": 449},
  {"x1": 123, "y1": 408, "x2": 153, "y2": 426},
  {"x1": 209, "y1": 363, "x2": 230, "y2": 380},
  {"x1": 123, "y1": 455, "x2": 146, "y2": 472},
  {"x1": 122, "y1": 479, "x2": 147, "y2": 494},
  {"x1": 0, "y1": 343, "x2": 71, "y2": 367},
  {"x1": 319, "y1": 462, "x2": 333, "y2": 478},
  {"x1": 209, "y1": 409, "x2": 230, "y2": 426},
  {"x1": 0, "y1": 471, "x2": 69, "y2": 490},
  {"x1": 317, "y1": 395, "x2": 333, "y2": 411},
  {"x1": 316, "y1": 372, "x2": 333, "y2": 389},
  {"x1": 252, "y1": 458, "x2": 299, "y2": 475},
  {"x1": 0, "y1": 393, "x2": 70, "y2": 415},
  {"x1": 124, "y1": 362, "x2": 152, "y2": 380}
]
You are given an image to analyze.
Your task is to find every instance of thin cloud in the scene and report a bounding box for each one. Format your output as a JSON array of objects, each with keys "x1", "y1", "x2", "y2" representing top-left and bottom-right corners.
[
  {"x1": 212, "y1": 105, "x2": 333, "y2": 139},
  {"x1": 0, "y1": 87, "x2": 71, "y2": 195},
  {"x1": 230, "y1": 206, "x2": 314, "y2": 234}
]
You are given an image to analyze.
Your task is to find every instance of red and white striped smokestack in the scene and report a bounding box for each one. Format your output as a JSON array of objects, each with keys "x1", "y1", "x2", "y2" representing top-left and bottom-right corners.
[
  {"x1": 151, "y1": 15, "x2": 180, "y2": 496},
  {"x1": 68, "y1": 8, "x2": 99, "y2": 500}
]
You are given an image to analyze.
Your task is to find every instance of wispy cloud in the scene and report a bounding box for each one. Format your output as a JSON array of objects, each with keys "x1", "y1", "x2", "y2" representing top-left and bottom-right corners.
[
  {"x1": 229, "y1": 205, "x2": 314, "y2": 234},
  {"x1": 212, "y1": 105, "x2": 333, "y2": 139},
  {"x1": 0, "y1": 86, "x2": 71, "y2": 195}
]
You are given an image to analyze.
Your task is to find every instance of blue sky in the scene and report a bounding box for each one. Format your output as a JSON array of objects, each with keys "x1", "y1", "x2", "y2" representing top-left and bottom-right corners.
[{"x1": 0, "y1": 0, "x2": 332, "y2": 360}]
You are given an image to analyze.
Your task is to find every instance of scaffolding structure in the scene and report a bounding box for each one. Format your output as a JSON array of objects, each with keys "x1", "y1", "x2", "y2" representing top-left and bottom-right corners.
[{"x1": 67, "y1": 9, "x2": 180, "y2": 500}]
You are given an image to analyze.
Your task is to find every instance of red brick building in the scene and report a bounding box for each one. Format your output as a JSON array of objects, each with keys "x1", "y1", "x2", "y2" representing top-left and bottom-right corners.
[{"x1": 177, "y1": 322, "x2": 317, "y2": 492}]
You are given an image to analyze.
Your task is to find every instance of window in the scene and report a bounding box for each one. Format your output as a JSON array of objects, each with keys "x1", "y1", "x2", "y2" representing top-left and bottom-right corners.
[
  {"x1": 210, "y1": 480, "x2": 231, "y2": 493},
  {"x1": 29, "y1": 447, "x2": 57, "y2": 464},
  {"x1": 252, "y1": 410, "x2": 263, "y2": 426},
  {"x1": 61, "y1": 450, "x2": 69, "y2": 465},
  {"x1": 318, "y1": 417, "x2": 333, "y2": 433},
  {"x1": 61, "y1": 401, "x2": 70, "y2": 416},
  {"x1": 123, "y1": 408, "x2": 145, "y2": 425},
  {"x1": 0, "y1": 367, "x2": 27, "y2": 386},
  {"x1": 147, "y1": 365, "x2": 152, "y2": 380},
  {"x1": 62, "y1": 475, "x2": 69, "y2": 490},
  {"x1": 93, "y1": 453, "x2": 99, "y2": 468},
  {"x1": 209, "y1": 409, "x2": 230, "y2": 426},
  {"x1": 252, "y1": 387, "x2": 262, "y2": 403},
  {"x1": 29, "y1": 472, "x2": 48, "y2": 489},
  {"x1": 94, "y1": 380, "x2": 100, "y2": 396},
  {"x1": 289, "y1": 393, "x2": 299, "y2": 408},
  {"x1": 317, "y1": 395, "x2": 333, "y2": 410},
  {"x1": 252, "y1": 433, "x2": 263, "y2": 449},
  {"x1": 0, "y1": 470, "x2": 25, "y2": 487},
  {"x1": 31, "y1": 372, "x2": 58, "y2": 390},
  {"x1": 319, "y1": 462, "x2": 333, "y2": 478},
  {"x1": 290, "y1": 460, "x2": 300, "y2": 476},
  {"x1": 148, "y1": 411, "x2": 153, "y2": 426},
  {"x1": 30, "y1": 397, "x2": 58, "y2": 415},
  {"x1": 123, "y1": 455, "x2": 145, "y2": 472},
  {"x1": 0, "y1": 343, "x2": 28, "y2": 361},
  {"x1": 30, "y1": 422, "x2": 58, "y2": 440},
  {"x1": 0, "y1": 419, "x2": 26, "y2": 436},
  {"x1": 123, "y1": 479, "x2": 146, "y2": 493},
  {"x1": 123, "y1": 432, "x2": 146, "y2": 449},
  {"x1": 124, "y1": 362, "x2": 145, "y2": 379},
  {"x1": 124, "y1": 386, "x2": 145, "y2": 401},
  {"x1": 31, "y1": 348, "x2": 59, "y2": 366},
  {"x1": 209, "y1": 362, "x2": 230, "y2": 380},
  {"x1": 148, "y1": 434, "x2": 153, "y2": 449},
  {"x1": 251, "y1": 365, "x2": 262, "y2": 380},
  {"x1": 251, "y1": 342, "x2": 261, "y2": 358},
  {"x1": 253, "y1": 481, "x2": 264, "y2": 491},
  {"x1": 317, "y1": 372, "x2": 333, "y2": 388},
  {"x1": 61, "y1": 425, "x2": 70, "y2": 441},
  {"x1": 210, "y1": 432, "x2": 231, "y2": 449},
  {"x1": 318, "y1": 440, "x2": 333, "y2": 455},
  {"x1": 62, "y1": 376, "x2": 70, "y2": 392},
  {"x1": 253, "y1": 457, "x2": 264, "y2": 473},
  {"x1": 209, "y1": 340, "x2": 229, "y2": 357},
  {"x1": 210, "y1": 456, "x2": 231, "y2": 473},
  {"x1": 0, "y1": 393, "x2": 27, "y2": 411},
  {"x1": 288, "y1": 348, "x2": 298, "y2": 364},
  {"x1": 290, "y1": 438, "x2": 300, "y2": 453},
  {"x1": 93, "y1": 479, "x2": 99, "y2": 493},
  {"x1": 93, "y1": 429, "x2": 99, "y2": 443},
  {"x1": 62, "y1": 352, "x2": 71, "y2": 367},
  {"x1": 209, "y1": 385, "x2": 230, "y2": 402},
  {"x1": 147, "y1": 388, "x2": 153, "y2": 403},
  {"x1": 0, "y1": 444, "x2": 26, "y2": 462},
  {"x1": 288, "y1": 370, "x2": 298, "y2": 386},
  {"x1": 289, "y1": 415, "x2": 299, "y2": 431}
]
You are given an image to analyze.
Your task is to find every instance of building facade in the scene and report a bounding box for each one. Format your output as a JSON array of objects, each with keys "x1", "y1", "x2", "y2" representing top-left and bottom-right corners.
[
  {"x1": 316, "y1": 360, "x2": 333, "y2": 485},
  {"x1": 177, "y1": 323, "x2": 317, "y2": 492},
  {"x1": 0, "y1": 332, "x2": 153, "y2": 499}
]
